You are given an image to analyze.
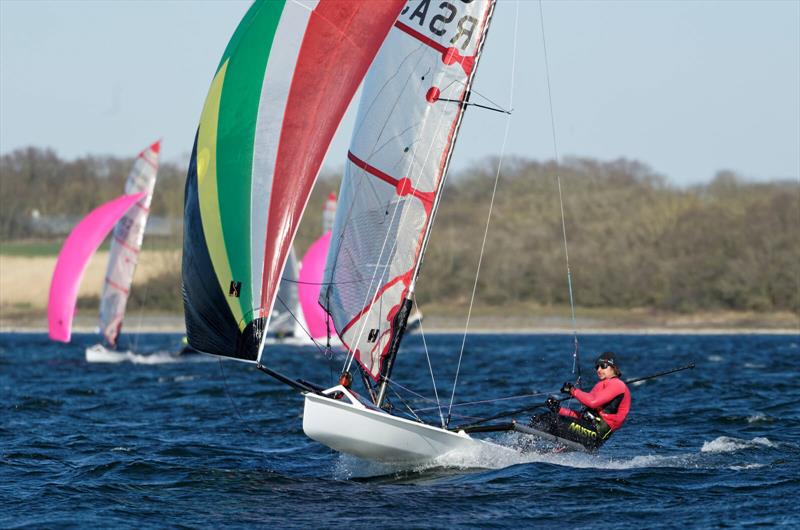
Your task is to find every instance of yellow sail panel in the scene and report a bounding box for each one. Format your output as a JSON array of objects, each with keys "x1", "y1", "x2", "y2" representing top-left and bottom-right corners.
[{"x1": 197, "y1": 61, "x2": 245, "y2": 331}]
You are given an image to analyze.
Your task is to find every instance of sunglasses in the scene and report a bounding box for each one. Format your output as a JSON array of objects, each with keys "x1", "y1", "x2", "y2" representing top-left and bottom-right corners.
[{"x1": 595, "y1": 361, "x2": 613, "y2": 369}]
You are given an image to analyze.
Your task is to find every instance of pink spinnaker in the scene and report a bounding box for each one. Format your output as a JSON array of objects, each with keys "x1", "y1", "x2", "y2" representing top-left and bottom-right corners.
[
  {"x1": 47, "y1": 192, "x2": 146, "y2": 342},
  {"x1": 298, "y1": 231, "x2": 332, "y2": 339}
]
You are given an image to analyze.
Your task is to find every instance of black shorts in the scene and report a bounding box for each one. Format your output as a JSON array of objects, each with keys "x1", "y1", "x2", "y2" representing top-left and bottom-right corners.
[{"x1": 528, "y1": 411, "x2": 612, "y2": 451}]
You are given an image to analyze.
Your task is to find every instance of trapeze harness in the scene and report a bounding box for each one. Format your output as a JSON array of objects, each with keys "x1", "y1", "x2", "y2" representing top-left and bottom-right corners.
[{"x1": 531, "y1": 377, "x2": 631, "y2": 451}]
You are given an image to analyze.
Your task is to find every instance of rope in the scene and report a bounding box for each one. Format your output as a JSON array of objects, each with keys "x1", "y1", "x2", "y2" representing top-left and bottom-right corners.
[
  {"x1": 415, "y1": 390, "x2": 552, "y2": 413},
  {"x1": 413, "y1": 295, "x2": 445, "y2": 427},
  {"x1": 446, "y1": 1, "x2": 520, "y2": 427},
  {"x1": 218, "y1": 359, "x2": 257, "y2": 434},
  {"x1": 537, "y1": 0, "x2": 581, "y2": 384},
  {"x1": 273, "y1": 294, "x2": 331, "y2": 359}
]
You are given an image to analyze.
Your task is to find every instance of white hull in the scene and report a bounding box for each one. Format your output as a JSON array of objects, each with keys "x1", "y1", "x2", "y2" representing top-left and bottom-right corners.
[
  {"x1": 303, "y1": 386, "x2": 494, "y2": 465},
  {"x1": 85, "y1": 343, "x2": 211, "y2": 364},
  {"x1": 85, "y1": 343, "x2": 134, "y2": 363}
]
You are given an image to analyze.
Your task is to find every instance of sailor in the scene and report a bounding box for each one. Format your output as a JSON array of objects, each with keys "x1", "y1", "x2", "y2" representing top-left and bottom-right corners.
[{"x1": 528, "y1": 351, "x2": 631, "y2": 451}]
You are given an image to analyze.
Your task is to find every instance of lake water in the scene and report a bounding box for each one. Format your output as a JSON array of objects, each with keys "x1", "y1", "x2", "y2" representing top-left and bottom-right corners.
[{"x1": 2, "y1": 332, "x2": 798, "y2": 528}]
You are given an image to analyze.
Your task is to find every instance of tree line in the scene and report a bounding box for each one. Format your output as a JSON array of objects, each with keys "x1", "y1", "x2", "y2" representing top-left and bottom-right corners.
[{"x1": 1, "y1": 147, "x2": 797, "y2": 313}]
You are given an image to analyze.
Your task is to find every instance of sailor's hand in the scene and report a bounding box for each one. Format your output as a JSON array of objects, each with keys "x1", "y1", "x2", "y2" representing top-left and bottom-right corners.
[
  {"x1": 545, "y1": 396, "x2": 560, "y2": 413},
  {"x1": 560, "y1": 381, "x2": 575, "y2": 394}
]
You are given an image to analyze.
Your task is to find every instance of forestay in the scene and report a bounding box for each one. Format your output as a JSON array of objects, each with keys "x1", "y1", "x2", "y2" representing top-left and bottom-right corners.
[
  {"x1": 321, "y1": 0, "x2": 497, "y2": 379},
  {"x1": 182, "y1": 0, "x2": 405, "y2": 361},
  {"x1": 99, "y1": 141, "x2": 160, "y2": 347}
]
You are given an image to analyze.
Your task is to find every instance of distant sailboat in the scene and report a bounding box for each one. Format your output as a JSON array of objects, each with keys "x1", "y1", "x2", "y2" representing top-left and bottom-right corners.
[{"x1": 47, "y1": 141, "x2": 160, "y2": 357}]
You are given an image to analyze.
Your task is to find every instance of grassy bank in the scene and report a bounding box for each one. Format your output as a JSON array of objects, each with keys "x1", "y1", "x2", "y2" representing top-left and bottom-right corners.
[{"x1": 3, "y1": 303, "x2": 797, "y2": 333}]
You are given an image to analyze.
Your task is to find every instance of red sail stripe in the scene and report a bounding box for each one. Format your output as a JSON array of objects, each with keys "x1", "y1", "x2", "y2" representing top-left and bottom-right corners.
[
  {"x1": 132, "y1": 201, "x2": 150, "y2": 213},
  {"x1": 104, "y1": 277, "x2": 130, "y2": 295},
  {"x1": 347, "y1": 150, "x2": 398, "y2": 187},
  {"x1": 138, "y1": 151, "x2": 158, "y2": 170},
  {"x1": 347, "y1": 151, "x2": 435, "y2": 212},
  {"x1": 394, "y1": 20, "x2": 447, "y2": 54},
  {"x1": 113, "y1": 235, "x2": 141, "y2": 254},
  {"x1": 394, "y1": 21, "x2": 474, "y2": 75}
]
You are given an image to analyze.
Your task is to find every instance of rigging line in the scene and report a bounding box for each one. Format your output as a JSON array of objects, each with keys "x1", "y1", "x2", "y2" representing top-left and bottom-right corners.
[
  {"x1": 218, "y1": 358, "x2": 257, "y2": 434},
  {"x1": 436, "y1": 98, "x2": 511, "y2": 114},
  {"x1": 273, "y1": 294, "x2": 330, "y2": 358},
  {"x1": 538, "y1": 0, "x2": 581, "y2": 384},
  {"x1": 414, "y1": 294, "x2": 445, "y2": 428},
  {"x1": 414, "y1": 390, "x2": 552, "y2": 413},
  {"x1": 463, "y1": 85, "x2": 513, "y2": 114},
  {"x1": 128, "y1": 247, "x2": 152, "y2": 353},
  {"x1": 388, "y1": 385, "x2": 424, "y2": 423},
  {"x1": 446, "y1": 0, "x2": 520, "y2": 428},
  {"x1": 383, "y1": 377, "x2": 438, "y2": 403}
]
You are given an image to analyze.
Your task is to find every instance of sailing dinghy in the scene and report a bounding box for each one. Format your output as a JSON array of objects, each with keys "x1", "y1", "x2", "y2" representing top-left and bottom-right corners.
[
  {"x1": 49, "y1": 141, "x2": 160, "y2": 358},
  {"x1": 182, "y1": 0, "x2": 526, "y2": 465}
]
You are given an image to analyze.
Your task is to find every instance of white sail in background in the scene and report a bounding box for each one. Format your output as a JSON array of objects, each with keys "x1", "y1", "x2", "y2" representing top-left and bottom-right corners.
[
  {"x1": 99, "y1": 141, "x2": 160, "y2": 347},
  {"x1": 322, "y1": 1, "x2": 496, "y2": 378}
]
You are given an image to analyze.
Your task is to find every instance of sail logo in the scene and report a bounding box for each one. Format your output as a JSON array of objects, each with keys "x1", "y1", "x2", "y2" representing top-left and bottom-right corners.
[
  {"x1": 229, "y1": 281, "x2": 241, "y2": 298},
  {"x1": 400, "y1": 0, "x2": 480, "y2": 50},
  {"x1": 367, "y1": 328, "x2": 380, "y2": 343}
]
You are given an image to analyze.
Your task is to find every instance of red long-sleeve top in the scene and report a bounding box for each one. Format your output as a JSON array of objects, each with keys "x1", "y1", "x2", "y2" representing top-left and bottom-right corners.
[{"x1": 559, "y1": 377, "x2": 631, "y2": 431}]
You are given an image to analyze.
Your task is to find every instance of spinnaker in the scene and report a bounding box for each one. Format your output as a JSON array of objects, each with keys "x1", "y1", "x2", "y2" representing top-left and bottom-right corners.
[{"x1": 181, "y1": 0, "x2": 406, "y2": 361}]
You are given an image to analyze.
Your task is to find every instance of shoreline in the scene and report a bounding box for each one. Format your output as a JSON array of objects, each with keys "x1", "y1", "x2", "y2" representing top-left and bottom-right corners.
[{"x1": 3, "y1": 314, "x2": 797, "y2": 336}]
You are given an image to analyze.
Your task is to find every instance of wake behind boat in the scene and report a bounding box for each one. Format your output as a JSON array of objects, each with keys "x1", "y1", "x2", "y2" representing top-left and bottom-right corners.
[{"x1": 84, "y1": 343, "x2": 212, "y2": 365}]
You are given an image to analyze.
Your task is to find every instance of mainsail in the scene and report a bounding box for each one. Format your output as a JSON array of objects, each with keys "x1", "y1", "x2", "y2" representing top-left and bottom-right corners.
[
  {"x1": 98, "y1": 141, "x2": 160, "y2": 347},
  {"x1": 322, "y1": 1, "x2": 497, "y2": 379},
  {"x1": 48, "y1": 192, "x2": 146, "y2": 343},
  {"x1": 182, "y1": 0, "x2": 405, "y2": 361}
]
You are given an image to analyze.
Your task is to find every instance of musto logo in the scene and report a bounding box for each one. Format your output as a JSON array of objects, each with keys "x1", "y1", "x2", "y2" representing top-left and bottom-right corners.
[{"x1": 569, "y1": 422, "x2": 597, "y2": 439}]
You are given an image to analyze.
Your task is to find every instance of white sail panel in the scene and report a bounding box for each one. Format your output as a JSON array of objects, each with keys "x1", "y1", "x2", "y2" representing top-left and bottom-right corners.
[
  {"x1": 323, "y1": 1, "x2": 496, "y2": 378},
  {"x1": 249, "y1": 0, "x2": 319, "y2": 317},
  {"x1": 99, "y1": 141, "x2": 160, "y2": 347}
]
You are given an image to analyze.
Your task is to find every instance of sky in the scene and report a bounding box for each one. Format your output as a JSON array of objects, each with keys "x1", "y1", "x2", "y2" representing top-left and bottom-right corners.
[{"x1": 1, "y1": 0, "x2": 798, "y2": 186}]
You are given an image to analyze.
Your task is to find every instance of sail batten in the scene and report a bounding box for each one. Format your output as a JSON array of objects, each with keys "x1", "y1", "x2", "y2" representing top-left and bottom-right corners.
[
  {"x1": 182, "y1": 0, "x2": 406, "y2": 362},
  {"x1": 323, "y1": 0, "x2": 497, "y2": 380}
]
